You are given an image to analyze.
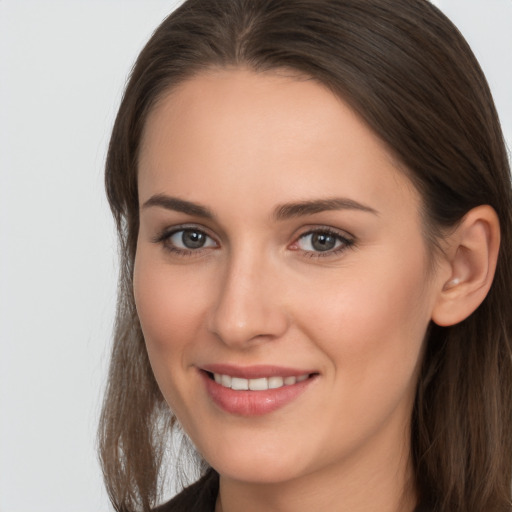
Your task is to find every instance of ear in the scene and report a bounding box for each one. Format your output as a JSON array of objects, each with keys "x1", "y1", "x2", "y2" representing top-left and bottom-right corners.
[{"x1": 432, "y1": 205, "x2": 500, "y2": 327}]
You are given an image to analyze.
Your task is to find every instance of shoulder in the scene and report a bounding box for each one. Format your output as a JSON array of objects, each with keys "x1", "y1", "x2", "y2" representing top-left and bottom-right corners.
[{"x1": 153, "y1": 469, "x2": 219, "y2": 512}]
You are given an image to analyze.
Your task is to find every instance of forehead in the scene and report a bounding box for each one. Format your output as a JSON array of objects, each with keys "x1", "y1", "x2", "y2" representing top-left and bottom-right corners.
[{"x1": 138, "y1": 68, "x2": 419, "y2": 219}]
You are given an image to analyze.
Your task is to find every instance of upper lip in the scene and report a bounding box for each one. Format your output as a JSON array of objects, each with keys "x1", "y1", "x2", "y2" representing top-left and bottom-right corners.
[{"x1": 200, "y1": 364, "x2": 316, "y2": 379}]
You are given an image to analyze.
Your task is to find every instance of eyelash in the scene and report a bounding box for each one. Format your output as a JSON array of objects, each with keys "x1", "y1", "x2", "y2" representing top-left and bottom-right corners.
[
  {"x1": 291, "y1": 228, "x2": 355, "y2": 259},
  {"x1": 153, "y1": 225, "x2": 355, "y2": 259},
  {"x1": 152, "y1": 225, "x2": 218, "y2": 257}
]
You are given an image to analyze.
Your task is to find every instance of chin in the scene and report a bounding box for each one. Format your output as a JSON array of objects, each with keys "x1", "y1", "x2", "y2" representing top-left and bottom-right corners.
[
  {"x1": 197, "y1": 432, "x2": 318, "y2": 485},
  {"x1": 212, "y1": 456, "x2": 308, "y2": 485}
]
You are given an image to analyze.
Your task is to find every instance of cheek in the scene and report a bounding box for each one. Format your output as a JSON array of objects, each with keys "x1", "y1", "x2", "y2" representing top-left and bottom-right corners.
[
  {"x1": 132, "y1": 249, "x2": 218, "y2": 427},
  {"x1": 133, "y1": 249, "x2": 209, "y2": 377},
  {"x1": 295, "y1": 245, "x2": 433, "y2": 397}
]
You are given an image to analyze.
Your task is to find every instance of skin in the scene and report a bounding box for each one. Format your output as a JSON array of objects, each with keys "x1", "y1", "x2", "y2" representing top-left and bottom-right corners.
[{"x1": 134, "y1": 69, "x2": 451, "y2": 512}]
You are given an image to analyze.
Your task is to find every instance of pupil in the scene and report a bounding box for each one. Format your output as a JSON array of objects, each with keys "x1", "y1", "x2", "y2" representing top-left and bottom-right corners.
[
  {"x1": 312, "y1": 232, "x2": 336, "y2": 251},
  {"x1": 182, "y1": 230, "x2": 205, "y2": 249}
]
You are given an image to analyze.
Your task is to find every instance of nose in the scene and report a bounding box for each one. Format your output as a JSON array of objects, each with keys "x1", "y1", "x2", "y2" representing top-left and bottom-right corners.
[{"x1": 207, "y1": 251, "x2": 289, "y2": 348}]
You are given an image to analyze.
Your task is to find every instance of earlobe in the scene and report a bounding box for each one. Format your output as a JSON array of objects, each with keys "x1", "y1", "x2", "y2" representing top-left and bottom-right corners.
[{"x1": 432, "y1": 205, "x2": 500, "y2": 327}]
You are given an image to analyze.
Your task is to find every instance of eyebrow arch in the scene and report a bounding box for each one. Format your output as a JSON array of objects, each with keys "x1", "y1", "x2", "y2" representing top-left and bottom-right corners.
[
  {"x1": 142, "y1": 194, "x2": 214, "y2": 219},
  {"x1": 273, "y1": 198, "x2": 378, "y2": 220},
  {"x1": 141, "y1": 194, "x2": 377, "y2": 221}
]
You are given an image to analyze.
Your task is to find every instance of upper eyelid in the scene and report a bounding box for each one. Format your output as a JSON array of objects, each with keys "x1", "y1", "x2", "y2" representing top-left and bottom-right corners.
[
  {"x1": 293, "y1": 229, "x2": 354, "y2": 247},
  {"x1": 294, "y1": 225, "x2": 355, "y2": 241},
  {"x1": 153, "y1": 223, "x2": 218, "y2": 242}
]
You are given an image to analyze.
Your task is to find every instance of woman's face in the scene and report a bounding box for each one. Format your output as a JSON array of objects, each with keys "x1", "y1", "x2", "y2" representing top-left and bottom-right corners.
[{"x1": 134, "y1": 69, "x2": 444, "y2": 486}]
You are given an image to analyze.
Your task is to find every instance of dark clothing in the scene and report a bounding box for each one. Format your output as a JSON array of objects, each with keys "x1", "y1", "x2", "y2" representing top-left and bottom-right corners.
[
  {"x1": 154, "y1": 470, "x2": 219, "y2": 512},
  {"x1": 155, "y1": 469, "x2": 432, "y2": 512}
]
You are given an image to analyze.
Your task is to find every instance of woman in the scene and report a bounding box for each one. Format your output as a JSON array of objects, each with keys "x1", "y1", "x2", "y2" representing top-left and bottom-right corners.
[{"x1": 98, "y1": 1, "x2": 512, "y2": 511}]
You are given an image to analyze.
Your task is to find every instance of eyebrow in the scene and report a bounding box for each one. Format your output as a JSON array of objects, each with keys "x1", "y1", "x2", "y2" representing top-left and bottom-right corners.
[
  {"x1": 141, "y1": 194, "x2": 378, "y2": 220},
  {"x1": 272, "y1": 197, "x2": 378, "y2": 220},
  {"x1": 142, "y1": 194, "x2": 214, "y2": 219}
]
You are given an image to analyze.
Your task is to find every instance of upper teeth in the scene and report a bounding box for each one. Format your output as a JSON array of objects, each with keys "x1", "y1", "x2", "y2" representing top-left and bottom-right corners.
[{"x1": 213, "y1": 373, "x2": 309, "y2": 390}]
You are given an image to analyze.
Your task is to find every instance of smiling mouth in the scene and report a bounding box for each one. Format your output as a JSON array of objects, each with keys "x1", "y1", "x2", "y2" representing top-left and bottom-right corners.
[
  {"x1": 201, "y1": 368, "x2": 318, "y2": 415},
  {"x1": 206, "y1": 372, "x2": 316, "y2": 391}
]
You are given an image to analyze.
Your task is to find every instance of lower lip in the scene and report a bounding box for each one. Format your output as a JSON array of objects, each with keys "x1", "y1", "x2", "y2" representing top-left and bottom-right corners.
[{"x1": 201, "y1": 371, "x2": 316, "y2": 416}]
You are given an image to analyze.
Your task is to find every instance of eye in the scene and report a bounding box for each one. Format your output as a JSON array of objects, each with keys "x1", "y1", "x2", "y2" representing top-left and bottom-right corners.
[
  {"x1": 292, "y1": 228, "x2": 354, "y2": 256},
  {"x1": 154, "y1": 227, "x2": 218, "y2": 255},
  {"x1": 169, "y1": 229, "x2": 216, "y2": 250}
]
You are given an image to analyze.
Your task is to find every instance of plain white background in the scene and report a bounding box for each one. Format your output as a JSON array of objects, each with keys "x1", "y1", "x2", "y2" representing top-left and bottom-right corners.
[{"x1": 0, "y1": 1, "x2": 510, "y2": 511}]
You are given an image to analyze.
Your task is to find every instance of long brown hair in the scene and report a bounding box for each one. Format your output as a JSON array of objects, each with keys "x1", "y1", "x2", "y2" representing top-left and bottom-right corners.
[{"x1": 99, "y1": 1, "x2": 512, "y2": 510}]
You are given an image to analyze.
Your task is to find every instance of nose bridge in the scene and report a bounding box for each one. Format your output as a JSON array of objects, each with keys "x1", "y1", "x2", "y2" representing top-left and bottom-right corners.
[{"x1": 208, "y1": 244, "x2": 288, "y2": 347}]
